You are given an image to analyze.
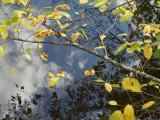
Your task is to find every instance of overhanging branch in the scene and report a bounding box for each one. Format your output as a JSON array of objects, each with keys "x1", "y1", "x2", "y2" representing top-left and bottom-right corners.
[{"x1": 10, "y1": 37, "x2": 160, "y2": 83}]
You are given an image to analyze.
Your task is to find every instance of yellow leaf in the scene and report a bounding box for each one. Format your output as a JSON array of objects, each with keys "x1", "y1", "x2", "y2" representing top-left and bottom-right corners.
[
  {"x1": 144, "y1": 44, "x2": 152, "y2": 59},
  {"x1": 0, "y1": 45, "x2": 6, "y2": 57},
  {"x1": 84, "y1": 69, "x2": 95, "y2": 77},
  {"x1": 71, "y1": 32, "x2": 80, "y2": 42},
  {"x1": 48, "y1": 77, "x2": 59, "y2": 88},
  {"x1": 108, "y1": 100, "x2": 118, "y2": 106},
  {"x1": 94, "y1": 45, "x2": 105, "y2": 50},
  {"x1": 99, "y1": 34, "x2": 106, "y2": 41},
  {"x1": 40, "y1": 51, "x2": 48, "y2": 61},
  {"x1": 48, "y1": 72, "x2": 54, "y2": 77},
  {"x1": 122, "y1": 77, "x2": 141, "y2": 92},
  {"x1": 25, "y1": 54, "x2": 32, "y2": 61},
  {"x1": 109, "y1": 110, "x2": 123, "y2": 120},
  {"x1": 123, "y1": 104, "x2": 134, "y2": 120},
  {"x1": 142, "y1": 101, "x2": 156, "y2": 109},
  {"x1": 143, "y1": 25, "x2": 151, "y2": 34},
  {"x1": 79, "y1": 0, "x2": 88, "y2": 4},
  {"x1": 144, "y1": 39, "x2": 152, "y2": 44},
  {"x1": 105, "y1": 83, "x2": 112, "y2": 93},
  {"x1": 9, "y1": 67, "x2": 16, "y2": 75},
  {"x1": 54, "y1": 4, "x2": 71, "y2": 11},
  {"x1": 56, "y1": 71, "x2": 65, "y2": 77}
]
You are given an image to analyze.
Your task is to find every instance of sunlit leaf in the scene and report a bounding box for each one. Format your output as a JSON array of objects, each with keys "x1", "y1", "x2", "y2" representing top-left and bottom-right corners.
[
  {"x1": 143, "y1": 25, "x2": 151, "y2": 34},
  {"x1": 84, "y1": 69, "x2": 95, "y2": 77},
  {"x1": 109, "y1": 110, "x2": 123, "y2": 120},
  {"x1": 56, "y1": 71, "x2": 65, "y2": 77},
  {"x1": 9, "y1": 67, "x2": 16, "y2": 75},
  {"x1": 25, "y1": 53, "x2": 32, "y2": 61},
  {"x1": 115, "y1": 42, "x2": 128, "y2": 55},
  {"x1": 122, "y1": 77, "x2": 141, "y2": 92},
  {"x1": 142, "y1": 101, "x2": 156, "y2": 109},
  {"x1": 95, "y1": 79, "x2": 105, "y2": 83},
  {"x1": 71, "y1": 32, "x2": 80, "y2": 42},
  {"x1": 119, "y1": 10, "x2": 134, "y2": 22},
  {"x1": 48, "y1": 77, "x2": 59, "y2": 88},
  {"x1": 117, "y1": 33, "x2": 128, "y2": 37},
  {"x1": 94, "y1": 45, "x2": 105, "y2": 50},
  {"x1": 105, "y1": 82, "x2": 112, "y2": 93},
  {"x1": 108, "y1": 100, "x2": 118, "y2": 106},
  {"x1": 123, "y1": 104, "x2": 134, "y2": 120},
  {"x1": 99, "y1": 34, "x2": 106, "y2": 41},
  {"x1": 144, "y1": 44, "x2": 152, "y2": 59},
  {"x1": 0, "y1": 26, "x2": 8, "y2": 39},
  {"x1": 79, "y1": 0, "x2": 88, "y2": 4},
  {"x1": 40, "y1": 51, "x2": 48, "y2": 61},
  {"x1": 144, "y1": 39, "x2": 152, "y2": 44},
  {"x1": 0, "y1": 45, "x2": 6, "y2": 57}
]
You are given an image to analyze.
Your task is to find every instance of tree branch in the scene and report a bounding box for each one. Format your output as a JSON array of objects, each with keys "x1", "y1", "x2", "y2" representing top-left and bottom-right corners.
[{"x1": 10, "y1": 37, "x2": 160, "y2": 83}]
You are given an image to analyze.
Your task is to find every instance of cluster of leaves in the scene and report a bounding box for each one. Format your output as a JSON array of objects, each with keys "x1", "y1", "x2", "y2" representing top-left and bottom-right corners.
[{"x1": 0, "y1": 0, "x2": 160, "y2": 119}]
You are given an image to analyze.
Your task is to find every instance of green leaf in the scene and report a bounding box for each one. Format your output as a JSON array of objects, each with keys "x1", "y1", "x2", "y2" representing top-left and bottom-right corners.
[
  {"x1": 153, "y1": 49, "x2": 160, "y2": 58},
  {"x1": 0, "y1": 25, "x2": 8, "y2": 39},
  {"x1": 115, "y1": 41, "x2": 128, "y2": 55},
  {"x1": 99, "y1": 5, "x2": 107, "y2": 12},
  {"x1": 117, "y1": 33, "x2": 128, "y2": 37},
  {"x1": 119, "y1": 10, "x2": 134, "y2": 22},
  {"x1": 95, "y1": 79, "x2": 105, "y2": 83},
  {"x1": 0, "y1": 45, "x2": 6, "y2": 57},
  {"x1": 80, "y1": 28, "x2": 88, "y2": 40},
  {"x1": 127, "y1": 41, "x2": 143, "y2": 53},
  {"x1": 94, "y1": 0, "x2": 107, "y2": 7}
]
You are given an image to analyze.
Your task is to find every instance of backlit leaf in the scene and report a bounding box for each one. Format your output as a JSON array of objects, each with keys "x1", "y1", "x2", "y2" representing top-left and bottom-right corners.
[
  {"x1": 84, "y1": 69, "x2": 95, "y2": 77},
  {"x1": 142, "y1": 101, "x2": 156, "y2": 109},
  {"x1": 109, "y1": 110, "x2": 123, "y2": 120},
  {"x1": 71, "y1": 32, "x2": 80, "y2": 42},
  {"x1": 79, "y1": 0, "x2": 88, "y2": 4},
  {"x1": 105, "y1": 83, "x2": 112, "y2": 93},
  {"x1": 115, "y1": 42, "x2": 128, "y2": 55},
  {"x1": 0, "y1": 45, "x2": 6, "y2": 57},
  {"x1": 9, "y1": 67, "x2": 16, "y2": 75},
  {"x1": 25, "y1": 54, "x2": 32, "y2": 61},
  {"x1": 95, "y1": 79, "x2": 105, "y2": 83},
  {"x1": 99, "y1": 34, "x2": 106, "y2": 41},
  {"x1": 108, "y1": 100, "x2": 118, "y2": 106},
  {"x1": 122, "y1": 77, "x2": 141, "y2": 92},
  {"x1": 144, "y1": 44, "x2": 152, "y2": 59},
  {"x1": 48, "y1": 77, "x2": 59, "y2": 88},
  {"x1": 40, "y1": 51, "x2": 48, "y2": 61},
  {"x1": 123, "y1": 104, "x2": 134, "y2": 120}
]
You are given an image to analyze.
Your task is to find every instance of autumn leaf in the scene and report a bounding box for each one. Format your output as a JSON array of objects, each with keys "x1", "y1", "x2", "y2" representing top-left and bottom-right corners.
[
  {"x1": 108, "y1": 100, "x2": 118, "y2": 106},
  {"x1": 109, "y1": 110, "x2": 123, "y2": 120},
  {"x1": 104, "y1": 83, "x2": 112, "y2": 93},
  {"x1": 9, "y1": 67, "x2": 16, "y2": 75},
  {"x1": 48, "y1": 77, "x2": 59, "y2": 88},
  {"x1": 79, "y1": 0, "x2": 88, "y2": 4},
  {"x1": 142, "y1": 101, "x2": 156, "y2": 109},
  {"x1": 71, "y1": 32, "x2": 80, "y2": 42},
  {"x1": 144, "y1": 39, "x2": 152, "y2": 44},
  {"x1": 40, "y1": 51, "x2": 48, "y2": 61},
  {"x1": 143, "y1": 25, "x2": 151, "y2": 34},
  {"x1": 144, "y1": 44, "x2": 152, "y2": 59},
  {"x1": 84, "y1": 69, "x2": 95, "y2": 77},
  {"x1": 56, "y1": 71, "x2": 65, "y2": 77},
  {"x1": 25, "y1": 54, "x2": 32, "y2": 61},
  {"x1": 123, "y1": 104, "x2": 134, "y2": 120},
  {"x1": 0, "y1": 45, "x2": 6, "y2": 57},
  {"x1": 99, "y1": 34, "x2": 106, "y2": 41},
  {"x1": 122, "y1": 77, "x2": 141, "y2": 92}
]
